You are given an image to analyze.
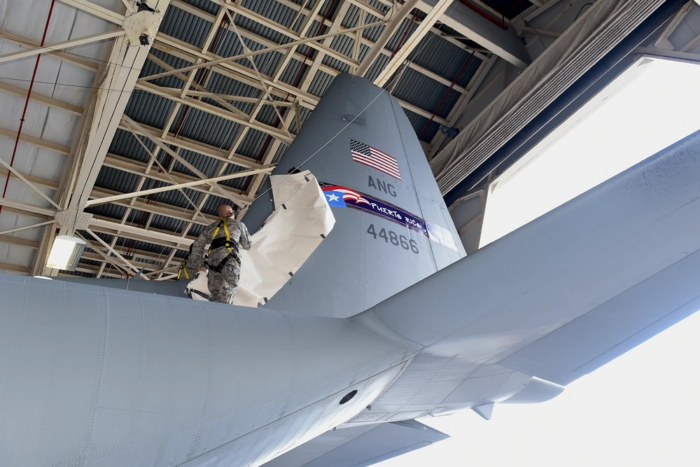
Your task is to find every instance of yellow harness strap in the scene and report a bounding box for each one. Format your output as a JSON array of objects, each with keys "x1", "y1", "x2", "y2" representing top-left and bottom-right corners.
[
  {"x1": 209, "y1": 218, "x2": 234, "y2": 255},
  {"x1": 177, "y1": 259, "x2": 190, "y2": 280}
]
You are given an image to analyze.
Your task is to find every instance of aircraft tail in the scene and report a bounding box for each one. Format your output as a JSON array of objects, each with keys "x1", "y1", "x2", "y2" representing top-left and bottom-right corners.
[{"x1": 243, "y1": 74, "x2": 465, "y2": 318}]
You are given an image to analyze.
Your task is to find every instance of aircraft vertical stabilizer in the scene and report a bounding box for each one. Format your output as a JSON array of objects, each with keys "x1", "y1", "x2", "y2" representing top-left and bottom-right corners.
[{"x1": 245, "y1": 74, "x2": 465, "y2": 318}]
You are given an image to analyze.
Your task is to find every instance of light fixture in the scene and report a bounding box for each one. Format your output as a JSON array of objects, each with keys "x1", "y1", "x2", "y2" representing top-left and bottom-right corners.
[{"x1": 46, "y1": 235, "x2": 86, "y2": 271}]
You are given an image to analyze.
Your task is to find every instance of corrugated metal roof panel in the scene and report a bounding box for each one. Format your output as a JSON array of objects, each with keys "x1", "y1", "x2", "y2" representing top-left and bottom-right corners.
[
  {"x1": 140, "y1": 52, "x2": 188, "y2": 89},
  {"x1": 171, "y1": 148, "x2": 221, "y2": 178},
  {"x1": 179, "y1": 0, "x2": 221, "y2": 15},
  {"x1": 94, "y1": 166, "x2": 140, "y2": 194},
  {"x1": 172, "y1": 107, "x2": 240, "y2": 149},
  {"x1": 85, "y1": 203, "x2": 127, "y2": 221},
  {"x1": 386, "y1": 18, "x2": 420, "y2": 52},
  {"x1": 272, "y1": 141, "x2": 289, "y2": 164},
  {"x1": 364, "y1": 53, "x2": 389, "y2": 83},
  {"x1": 288, "y1": 105, "x2": 312, "y2": 134},
  {"x1": 207, "y1": 71, "x2": 260, "y2": 115},
  {"x1": 308, "y1": 70, "x2": 335, "y2": 96},
  {"x1": 323, "y1": 35, "x2": 353, "y2": 73},
  {"x1": 160, "y1": 5, "x2": 211, "y2": 49},
  {"x1": 189, "y1": 224, "x2": 205, "y2": 238},
  {"x1": 115, "y1": 237, "x2": 171, "y2": 255},
  {"x1": 149, "y1": 214, "x2": 188, "y2": 235},
  {"x1": 219, "y1": 164, "x2": 255, "y2": 191},
  {"x1": 237, "y1": 128, "x2": 271, "y2": 159},
  {"x1": 279, "y1": 58, "x2": 307, "y2": 86},
  {"x1": 126, "y1": 209, "x2": 148, "y2": 225},
  {"x1": 214, "y1": 28, "x2": 285, "y2": 78},
  {"x1": 146, "y1": 185, "x2": 204, "y2": 210},
  {"x1": 109, "y1": 129, "x2": 154, "y2": 164},
  {"x1": 346, "y1": 1, "x2": 389, "y2": 43},
  {"x1": 238, "y1": 0, "x2": 297, "y2": 45},
  {"x1": 409, "y1": 35, "x2": 482, "y2": 88},
  {"x1": 404, "y1": 109, "x2": 440, "y2": 142},
  {"x1": 201, "y1": 193, "x2": 234, "y2": 216},
  {"x1": 125, "y1": 90, "x2": 176, "y2": 129},
  {"x1": 342, "y1": 3, "x2": 361, "y2": 29},
  {"x1": 256, "y1": 104, "x2": 282, "y2": 127},
  {"x1": 392, "y1": 67, "x2": 460, "y2": 119}
]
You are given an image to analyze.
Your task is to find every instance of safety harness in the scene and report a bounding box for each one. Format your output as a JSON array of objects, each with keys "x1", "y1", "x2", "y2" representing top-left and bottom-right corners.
[
  {"x1": 178, "y1": 218, "x2": 242, "y2": 279},
  {"x1": 206, "y1": 218, "x2": 241, "y2": 273},
  {"x1": 177, "y1": 243, "x2": 194, "y2": 280}
]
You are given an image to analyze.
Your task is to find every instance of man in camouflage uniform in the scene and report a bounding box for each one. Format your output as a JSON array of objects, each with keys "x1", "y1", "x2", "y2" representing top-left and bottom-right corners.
[{"x1": 186, "y1": 204, "x2": 252, "y2": 304}]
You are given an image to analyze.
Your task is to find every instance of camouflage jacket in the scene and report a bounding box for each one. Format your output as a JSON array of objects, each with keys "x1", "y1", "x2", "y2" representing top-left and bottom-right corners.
[{"x1": 186, "y1": 217, "x2": 252, "y2": 272}]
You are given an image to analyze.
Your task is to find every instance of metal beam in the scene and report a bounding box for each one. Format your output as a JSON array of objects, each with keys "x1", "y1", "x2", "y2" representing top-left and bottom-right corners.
[
  {"x1": 140, "y1": 19, "x2": 380, "y2": 83},
  {"x1": 58, "y1": 0, "x2": 125, "y2": 24},
  {"x1": 428, "y1": 54, "x2": 498, "y2": 155},
  {"x1": 35, "y1": 0, "x2": 173, "y2": 278},
  {"x1": 150, "y1": 35, "x2": 446, "y2": 139},
  {"x1": 635, "y1": 47, "x2": 700, "y2": 64},
  {"x1": 373, "y1": 0, "x2": 453, "y2": 87},
  {"x1": 86, "y1": 166, "x2": 273, "y2": 206},
  {"x1": 102, "y1": 153, "x2": 252, "y2": 201},
  {"x1": 0, "y1": 30, "x2": 99, "y2": 72},
  {"x1": 0, "y1": 262, "x2": 31, "y2": 274},
  {"x1": 64, "y1": 1, "x2": 171, "y2": 214},
  {"x1": 0, "y1": 30, "x2": 126, "y2": 64},
  {"x1": 217, "y1": 1, "x2": 363, "y2": 68},
  {"x1": 0, "y1": 167, "x2": 59, "y2": 191},
  {"x1": 89, "y1": 217, "x2": 194, "y2": 246},
  {"x1": 83, "y1": 229, "x2": 145, "y2": 276},
  {"x1": 134, "y1": 81, "x2": 294, "y2": 144},
  {"x1": 0, "y1": 158, "x2": 61, "y2": 210},
  {"x1": 0, "y1": 220, "x2": 56, "y2": 237},
  {"x1": 416, "y1": 0, "x2": 530, "y2": 69},
  {"x1": 356, "y1": 0, "x2": 421, "y2": 77},
  {"x1": 123, "y1": 116, "x2": 252, "y2": 208},
  {"x1": 151, "y1": 37, "x2": 314, "y2": 108},
  {"x1": 0, "y1": 127, "x2": 70, "y2": 155},
  {"x1": 0, "y1": 234, "x2": 41, "y2": 249},
  {"x1": 119, "y1": 121, "x2": 263, "y2": 170},
  {"x1": 102, "y1": 9, "x2": 241, "y2": 275},
  {"x1": 0, "y1": 82, "x2": 84, "y2": 115},
  {"x1": 0, "y1": 198, "x2": 56, "y2": 217},
  {"x1": 80, "y1": 252, "x2": 179, "y2": 271},
  {"x1": 173, "y1": 0, "x2": 485, "y2": 91},
  {"x1": 90, "y1": 188, "x2": 217, "y2": 226}
]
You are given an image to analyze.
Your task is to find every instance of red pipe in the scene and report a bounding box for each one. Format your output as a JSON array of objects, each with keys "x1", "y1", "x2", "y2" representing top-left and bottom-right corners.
[
  {"x1": 459, "y1": 0, "x2": 508, "y2": 30},
  {"x1": 418, "y1": 51, "x2": 475, "y2": 141},
  {"x1": 0, "y1": 0, "x2": 57, "y2": 214},
  {"x1": 390, "y1": 10, "x2": 418, "y2": 60}
]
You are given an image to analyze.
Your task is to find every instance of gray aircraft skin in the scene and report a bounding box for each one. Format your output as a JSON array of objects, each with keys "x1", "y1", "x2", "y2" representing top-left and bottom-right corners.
[{"x1": 2, "y1": 73, "x2": 700, "y2": 467}]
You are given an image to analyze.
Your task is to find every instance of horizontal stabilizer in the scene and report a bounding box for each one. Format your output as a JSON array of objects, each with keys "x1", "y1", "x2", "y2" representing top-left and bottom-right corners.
[
  {"x1": 362, "y1": 130, "x2": 700, "y2": 386},
  {"x1": 261, "y1": 420, "x2": 448, "y2": 467}
]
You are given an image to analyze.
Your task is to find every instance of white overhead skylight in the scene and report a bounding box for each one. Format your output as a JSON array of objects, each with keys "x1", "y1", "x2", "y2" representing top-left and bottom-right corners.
[{"x1": 480, "y1": 57, "x2": 700, "y2": 248}]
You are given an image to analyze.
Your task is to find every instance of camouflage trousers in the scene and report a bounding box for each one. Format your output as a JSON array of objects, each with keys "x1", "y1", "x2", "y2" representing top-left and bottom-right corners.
[{"x1": 207, "y1": 257, "x2": 241, "y2": 304}]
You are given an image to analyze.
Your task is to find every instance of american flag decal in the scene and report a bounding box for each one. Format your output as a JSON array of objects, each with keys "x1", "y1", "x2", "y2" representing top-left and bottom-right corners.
[{"x1": 350, "y1": 139, "x2": 401, "y2": 180}]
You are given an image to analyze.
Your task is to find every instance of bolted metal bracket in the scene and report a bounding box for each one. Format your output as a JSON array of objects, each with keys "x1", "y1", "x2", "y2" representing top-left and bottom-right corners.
[
  {"x1": 123, "y1": 2, "x2": 164, "y2": 47},
  {"x1": 55, "y1": 210, "x2": 93, "y2": 232}
]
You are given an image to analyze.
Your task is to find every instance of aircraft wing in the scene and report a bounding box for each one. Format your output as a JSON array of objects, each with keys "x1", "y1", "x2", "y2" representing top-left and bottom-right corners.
[
  {"x1": 363, "y1": 130, "x2": 700, "y2": 387},
  {"x1": 261, "y1": 420, "x2": 447, "y2": 467}
]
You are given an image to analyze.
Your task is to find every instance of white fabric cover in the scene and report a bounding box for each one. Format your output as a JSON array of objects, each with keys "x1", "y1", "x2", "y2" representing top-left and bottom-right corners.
[{"x1": 232, "y1": 171, "x2": 336, "y2": 307}]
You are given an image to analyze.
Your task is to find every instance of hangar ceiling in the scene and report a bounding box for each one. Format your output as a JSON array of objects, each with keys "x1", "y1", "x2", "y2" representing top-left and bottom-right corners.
[{"x1": 0, "y1": 0, "x2": 699, "y2": 279}]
